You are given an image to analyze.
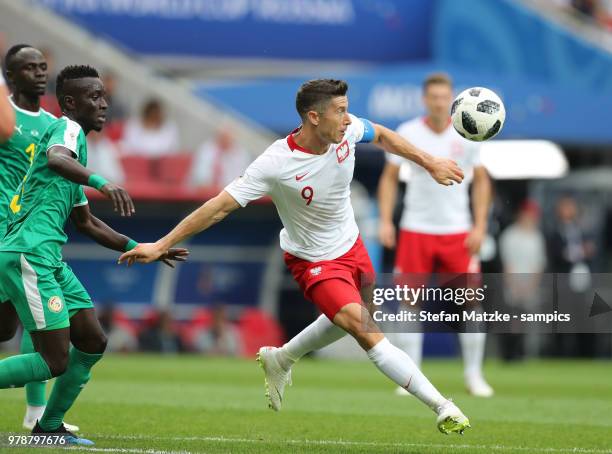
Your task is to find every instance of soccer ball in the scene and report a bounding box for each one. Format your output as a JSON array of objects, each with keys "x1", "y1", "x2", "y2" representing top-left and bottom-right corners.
[{"x1": 450, "y1": 87, "x2": 506, "y2": 142}]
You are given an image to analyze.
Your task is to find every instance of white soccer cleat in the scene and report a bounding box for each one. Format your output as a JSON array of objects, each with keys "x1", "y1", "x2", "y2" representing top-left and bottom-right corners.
[
  {"x1": 62, "y1": 422, "x2": 80, "y2": 433},
  {"x1": 256, "y1": 346, "x2": 292, "y2": 411},
  {"x1": 23, "y1": 417, "x2": 79, "y2": 433},
  {"x1": 466, "y1": 375, "x2": 494, "y2": 398},
  {"x1": 436, "y1": 400, "x2": 471, "y2": 435},
  {"x1": 394, "y1": 386, "x2": 412, "y2": 396}
]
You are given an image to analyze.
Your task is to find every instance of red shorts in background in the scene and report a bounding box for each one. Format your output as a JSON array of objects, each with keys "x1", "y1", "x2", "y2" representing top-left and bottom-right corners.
[
  {"x1": 284, "y1": 236, "x2": 376, "y2": 319},
  {"x1": 395, "y1": 230, "x2": 480, "y2": 274}
]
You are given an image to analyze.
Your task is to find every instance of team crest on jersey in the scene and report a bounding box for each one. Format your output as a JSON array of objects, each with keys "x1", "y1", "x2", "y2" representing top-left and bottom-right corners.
[
  {"x1": 310, "y1": 266, "x2": 322, "y2": 276},
  {"x1": 48, "y1": 296, "x2": 63, "y2": 313},
  {"x1": 336, "y1": 140, "x2": 349, "y2": 163}
]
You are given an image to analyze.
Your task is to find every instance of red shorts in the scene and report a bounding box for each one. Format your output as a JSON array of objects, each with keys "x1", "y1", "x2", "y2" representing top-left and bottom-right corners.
[
  {"x1": 284, "y1": 236, "x2": 376, "y2": 319},
  {"x1": 395, "y1": 230, "x2": 480, "y2": 274}
]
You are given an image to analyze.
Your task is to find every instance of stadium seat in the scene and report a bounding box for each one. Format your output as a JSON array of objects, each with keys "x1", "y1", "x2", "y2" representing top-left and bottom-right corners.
[
  {"x1": 120, "y1": 155, "x2": 153, "y2": 183},
  {"x1": 237, "y1": 308, "x2": 285, "y2": 356},
  {"x1": 179, "y1": 308, "x2": 214, "y2": 350},
  {"x1": 155, "y1": 153, "x2": 193, "y2": 186},
  {"x1": 112, "y1": 308, "x2": 139, "y2": 336},
  {"x1": 104, "y1": 120, "x2": 126, "y2": 142}
]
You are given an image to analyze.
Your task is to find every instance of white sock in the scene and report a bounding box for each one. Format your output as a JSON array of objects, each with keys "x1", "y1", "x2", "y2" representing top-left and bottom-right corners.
[
  {"x1": 367, "y1": 337, "x2": 446, "y2": 412},
  {"x1": 459, "y1": 332, "x2": 486, "y2": 379},
  {"x1": 277, "y1": 314, "x2": 346, "y2": 370},
  {"x1": 25, "y1": 405, "x2": 45, "y2": 423},
  {"x1": 393, "y1": 332, "x2": 423, "y2": 368}
]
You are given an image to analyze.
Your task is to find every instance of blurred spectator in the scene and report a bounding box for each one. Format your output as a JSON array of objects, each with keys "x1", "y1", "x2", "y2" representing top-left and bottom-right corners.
[
  {"x1": 122, "y1": 98, "x2": 180, "y2": 156},
  {"x1": 189, "y1": 126, "x2": 250, "y2": 189},
  {"x1": 97, "y1": 304, "x2": 138, "y2": 353},
  {"x1": 596, "y1": 0, "x2": 612, "y2": 29},
  {"x1": 101, "y1": 72, "x2": 127, "y2": 141},
  {"x1": 38, "y1": 47, "x2": 61, "y2": 117},
  {"x1": 138, "y1": 310, "x2": 185, "y2": 354},
  {"x1": 87, "y1": 130, "x2": 125, "y2": 184},
  {"x1": 547, "y1": 195, "x2": 595, "y2": 274},
  {"x1": 563, "y1": 0, "x2": 612, "y2": 30},
  {"x1": 101, "y1": 72, "x2": 126, "y2": 124},
  {"x1": 551, "y1": 0, "x2": 573, "y2": 9},
  {"x1": 192, "y1": 305, "x2": 241, "y2": 356},
  {"x1": 547, "y1": 196, "x2": 598, "y2": 357},
  {"x1": 499, "y1": 200, "x2": 547, "y2": 274},
  {"x1": 498, "y1": 200, "x2": 547, "y2": 361},
  {"x1": 571, "y1": 0, "x2": 597, "y2": 17}
]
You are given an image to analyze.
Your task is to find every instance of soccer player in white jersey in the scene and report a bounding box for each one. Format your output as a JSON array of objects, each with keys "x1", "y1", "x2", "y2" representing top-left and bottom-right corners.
[
  {"x1": 119, "y1": 79, "x2": 471, "y2": 434},
  {"x1": 377, "y1": 73, "x2": 494, "y2": 397}
]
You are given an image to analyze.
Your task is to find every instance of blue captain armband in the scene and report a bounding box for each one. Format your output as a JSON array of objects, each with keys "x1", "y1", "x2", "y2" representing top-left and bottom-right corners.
[{"x1": 359, "y1": 118, "x2": 376, "y2": 143}]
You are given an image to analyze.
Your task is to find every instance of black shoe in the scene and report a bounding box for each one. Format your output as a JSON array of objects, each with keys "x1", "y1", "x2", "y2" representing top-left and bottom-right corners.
[{"x1": 31, "y1": 421, "x2": 94, "y2": 446}]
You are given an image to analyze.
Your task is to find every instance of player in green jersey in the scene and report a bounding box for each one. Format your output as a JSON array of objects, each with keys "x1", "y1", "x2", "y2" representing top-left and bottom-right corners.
[
  {"x1": 0, "y1": 44, "x2": 82, "y2": 433},
  {"x1": 0, "y1": 65, "x2": 187, "y2": 445},
  {"x1": 0, "y1": 45, "x2": 56, "y2": 236},
  {"x1": 0, "y1": 66, "x2": 15, "y2": 140}
]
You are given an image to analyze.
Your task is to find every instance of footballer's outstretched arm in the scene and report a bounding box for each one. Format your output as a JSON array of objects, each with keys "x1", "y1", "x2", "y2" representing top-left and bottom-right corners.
[
  {"x1": 118, "y1": 190, "x2": 241, "y2": 265},
  {"x1": 370, "y1": 123, "x2": 464, "y2": 186},
  {"x1": 70, "y1": 204, "x2": 188, "y2": 267},
  {"x1": 47, "y1": 146, "x2": 135, "y2": 216}
]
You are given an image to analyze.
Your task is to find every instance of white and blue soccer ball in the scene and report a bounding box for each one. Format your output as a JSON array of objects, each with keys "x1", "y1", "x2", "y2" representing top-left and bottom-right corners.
[{"x1": 451, "y1": 87, "x2": 506, "y2": 142}]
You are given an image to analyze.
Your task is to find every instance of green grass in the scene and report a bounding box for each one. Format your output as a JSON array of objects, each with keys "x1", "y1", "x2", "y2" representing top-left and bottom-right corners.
[{"x1": 1, "y1": 355, "x2": 611, "y2": 453}]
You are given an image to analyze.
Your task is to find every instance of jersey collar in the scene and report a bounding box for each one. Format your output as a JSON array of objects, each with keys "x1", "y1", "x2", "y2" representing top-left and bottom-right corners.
[
  {"x1": 423, "y1": 116, "x2": 452, "y2": 135},
  {"x1": 287, "y1": 127, "x2": 319, "y2": 155},
  {"x1": 9, "y1": 96, "x2": 42, "y2": 117}
]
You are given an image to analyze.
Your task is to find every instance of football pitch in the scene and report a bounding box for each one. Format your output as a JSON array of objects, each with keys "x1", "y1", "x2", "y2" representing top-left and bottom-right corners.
[{"x1": 0, "y1": 355, "x2": 611, "y2": 453}]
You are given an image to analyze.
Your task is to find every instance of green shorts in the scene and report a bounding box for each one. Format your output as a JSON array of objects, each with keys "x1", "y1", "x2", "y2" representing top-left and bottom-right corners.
[{"x1": 0, "y1": 252, "x2": 94, "y2": 332}]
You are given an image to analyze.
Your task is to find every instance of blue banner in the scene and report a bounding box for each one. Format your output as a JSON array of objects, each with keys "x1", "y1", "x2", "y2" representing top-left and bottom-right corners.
[
  {"x1": 62, "y1": 208, "x2": 281, "y2": 306},
  {"x1": 36, "y1": 0, "x2": 433, "y2": 62},
  {"x1": 434, "y1": 0, "x2": 612, "y2": 92},
  {"x1": 197, "y1": 63, "x2": 612, "y2": 144}
]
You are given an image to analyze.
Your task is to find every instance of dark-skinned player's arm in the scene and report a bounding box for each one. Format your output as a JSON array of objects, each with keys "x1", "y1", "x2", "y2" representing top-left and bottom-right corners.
[
  {"x1": 118, "y1": 190, "x2": 240, "y2": 266},
  {"x1": 0, "y1": 71, "x2": 16, "y2": 141},
  {"x1": 47, "y1": 146, "x2": 135, "y2": 216},
  {"x1": 370, "y1": 123, "x2": 464, "y2": 186},
  {"x1": 70, "y1": 203, "x2": 189, "y2": 268}
]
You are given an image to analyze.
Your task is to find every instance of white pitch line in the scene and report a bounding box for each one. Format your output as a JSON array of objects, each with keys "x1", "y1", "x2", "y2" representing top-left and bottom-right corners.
[
  {"x1": 65, "y1": 448, "x2": 192, "y2": 454},
  {"x1": 92, "y1": 434, "x2": 612, "y2": 454}
]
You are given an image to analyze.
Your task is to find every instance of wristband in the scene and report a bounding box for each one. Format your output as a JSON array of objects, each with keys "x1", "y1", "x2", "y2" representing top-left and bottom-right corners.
[
  {"x1": 88, "y1": 174, "x2": 108, "y2": 191},
  {"x1": 125, "y1": 239, "x2": 139, "y2": 252}
]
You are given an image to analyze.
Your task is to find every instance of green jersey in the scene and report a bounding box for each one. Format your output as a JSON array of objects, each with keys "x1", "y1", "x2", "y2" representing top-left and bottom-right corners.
[
  {"x1": 0, "y1": 98, "x2": 56, "y2": 235},
  {"x1": 0, "y1": 116, "x2": 89, "y2": 264}
]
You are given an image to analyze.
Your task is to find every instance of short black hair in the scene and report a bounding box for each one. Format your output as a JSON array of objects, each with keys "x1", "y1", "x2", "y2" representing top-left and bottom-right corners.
[
  {"x1": 4, "y1": 44, "x2": 35, "y2": 71},
  {"x1": 295, "y1": 79, "x2": 348, "y2": 119},
  {"x1": 56, "y1": 65, "x2": 100, "y2": 109}
]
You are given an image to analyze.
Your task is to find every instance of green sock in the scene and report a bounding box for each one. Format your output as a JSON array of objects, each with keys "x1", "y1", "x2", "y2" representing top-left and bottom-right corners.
[
  {"x1": 0, "y1": 353, "x2": 52, "y2": 389},
  {"x1": 39, "y1": 347, "x2": 102, "y2": 431},
  {"x1": 21, "y1": 331, "x2": 47, "y2": 406}
]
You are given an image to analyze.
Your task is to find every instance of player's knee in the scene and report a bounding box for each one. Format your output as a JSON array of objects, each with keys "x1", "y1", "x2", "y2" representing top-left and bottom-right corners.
[
  {"x1": 72, "y1": 329, "x2": 108, "y2": 354},
  {"x1": 334, "y1": 306, "x2": 366, "y2": 336},
  {"x1": 86, "y1": 331, "x2": 108, "y2": 354},
  {"x1": 0, "y1": 323, "x2": 18, "y2": 342},
  {"x1": 42, "y1": 349, "x2": 69, "y2": 377},
  {"x1": 97, "y1": 332, "x2": 108, "y2": 353}
]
